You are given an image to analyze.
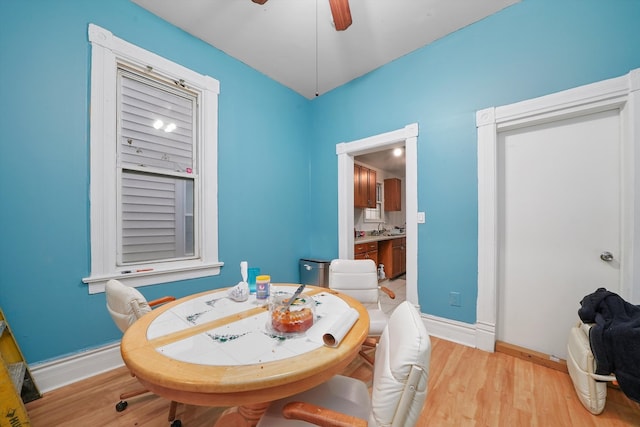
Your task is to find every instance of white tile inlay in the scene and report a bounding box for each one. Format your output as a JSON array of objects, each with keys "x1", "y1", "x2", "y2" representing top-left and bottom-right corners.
[{"x1": 152, "y1": 288, "x2": 356, "y2": 366}]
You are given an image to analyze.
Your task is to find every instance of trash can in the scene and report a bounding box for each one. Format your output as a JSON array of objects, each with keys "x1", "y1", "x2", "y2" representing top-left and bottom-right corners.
[{"x1": 299, "y1": 258, "x2": 330, "y2": 287}]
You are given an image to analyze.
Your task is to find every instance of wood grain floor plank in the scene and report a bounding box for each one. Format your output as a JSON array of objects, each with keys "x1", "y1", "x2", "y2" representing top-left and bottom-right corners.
[{"x1": 26, "y1": 337, "x2": 640, "y2": 426}]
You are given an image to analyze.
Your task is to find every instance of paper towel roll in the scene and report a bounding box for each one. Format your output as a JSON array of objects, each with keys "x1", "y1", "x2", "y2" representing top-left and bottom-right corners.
[{"x1": 322, "y1": 307, "x2": 360, "y2": 347}]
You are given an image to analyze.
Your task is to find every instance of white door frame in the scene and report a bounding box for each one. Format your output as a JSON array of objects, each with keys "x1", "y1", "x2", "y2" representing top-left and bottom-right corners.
[
  {"x1": 337, "y1": 123, "x2": 419, "y2": 306},
  {"x1": 476, "y1": 68, "x2": 640, "y2": 352}
]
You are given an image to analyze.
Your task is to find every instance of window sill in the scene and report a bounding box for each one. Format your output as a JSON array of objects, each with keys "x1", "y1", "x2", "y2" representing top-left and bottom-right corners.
[{"x1": 83, "y1": 261, "x2": 224, "y2": 294}]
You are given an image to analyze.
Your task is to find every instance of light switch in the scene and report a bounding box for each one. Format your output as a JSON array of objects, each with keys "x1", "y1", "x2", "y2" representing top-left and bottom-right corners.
[{"x1": 417, "y1": 212, "x2": 425, "y2": 223}]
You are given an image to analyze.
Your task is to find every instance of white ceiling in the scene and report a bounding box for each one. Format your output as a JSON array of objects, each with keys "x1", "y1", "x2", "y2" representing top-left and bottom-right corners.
[
  {"x1": 357, "y1": 147, "x2": 406, "y2": 177},
  {"x1": 132, "y1": 0, "x2": 519, "y2": 99}
]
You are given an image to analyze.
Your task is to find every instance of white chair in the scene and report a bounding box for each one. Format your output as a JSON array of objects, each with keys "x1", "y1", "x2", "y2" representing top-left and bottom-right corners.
[
  {"x1": 105, "y1": 279, "x2": 181, "y2": 426},
  {"x1": 256, "y1": 301, "x2": 431, "y2": 427},
  {"x1": 567, "y1": 321, "x2": 617, "y2": 414},
  {"x1": 328, "y1": 258, "x2": 395, "y2": 364}
]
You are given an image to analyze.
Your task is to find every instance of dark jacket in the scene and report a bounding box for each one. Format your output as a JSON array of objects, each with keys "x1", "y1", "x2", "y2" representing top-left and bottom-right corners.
[{"x1": 578, "y1": 287, "x2": 640, "y2": 403}]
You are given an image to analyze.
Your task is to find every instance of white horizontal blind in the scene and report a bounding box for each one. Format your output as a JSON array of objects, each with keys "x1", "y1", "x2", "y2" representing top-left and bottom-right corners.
[
  {"x1": 120, "y1": 70, "x2": 194, "y2": 172},
  {"x1": 122, "y1": 171, "x2": 177, "y2": 262},
  {"x1": 118, "y1": 69, "x2": 196, "y2": 264}
]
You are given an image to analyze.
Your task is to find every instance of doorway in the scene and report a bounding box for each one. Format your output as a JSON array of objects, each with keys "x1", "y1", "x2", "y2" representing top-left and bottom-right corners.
[
  {"x1": 337, "y1": 123, "x2": 419, "y2": 306},
  {"x1": 497, "y1": 109, "x2": 622, "y2": 359},
  {"x1": 476, "y1": 68, "x2": 639, "y2": 353}
]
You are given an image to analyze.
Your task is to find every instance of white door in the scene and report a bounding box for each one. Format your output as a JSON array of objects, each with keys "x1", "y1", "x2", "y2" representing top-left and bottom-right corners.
[{"x1": 497, "y1": 108, "x2": 621, "y2": 359}]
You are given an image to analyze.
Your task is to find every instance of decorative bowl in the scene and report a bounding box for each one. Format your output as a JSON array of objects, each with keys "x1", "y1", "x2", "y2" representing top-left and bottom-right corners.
[{"x1": 268, "y1": 291, "x2": 315, "y2": 335}]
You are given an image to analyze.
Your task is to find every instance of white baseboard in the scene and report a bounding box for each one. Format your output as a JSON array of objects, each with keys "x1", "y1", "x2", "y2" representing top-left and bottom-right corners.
[
  {"x1": 421, "y1": 313, "x2": 483, "y2": 349},
  {"x1": 31, "y1": 315, "x2": 491, "y2": 394},
  {"x1": 30, "y1": 342, "x2": 125, "y2": 393}
]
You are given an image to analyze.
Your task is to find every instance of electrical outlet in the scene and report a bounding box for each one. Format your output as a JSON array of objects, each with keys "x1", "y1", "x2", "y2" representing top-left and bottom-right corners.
[{"x1": 449, "y1": 291, "x2": 461, "y2": 307}]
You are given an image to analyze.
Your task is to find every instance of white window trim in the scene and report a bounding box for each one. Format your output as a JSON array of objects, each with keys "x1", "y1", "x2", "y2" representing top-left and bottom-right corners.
[{"x1": 83, "y1": 24, "x2": 222, "y2": 294}]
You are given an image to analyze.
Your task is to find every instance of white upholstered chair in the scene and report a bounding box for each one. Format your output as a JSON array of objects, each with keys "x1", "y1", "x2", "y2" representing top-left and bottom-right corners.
[
  {"x1": 567, "y1": 321, "x2": 617, "y2": 414},
  {"x1": 328, "y1": 258, "x2": 395, "y2": 364},
  {"x1": 256, "y1": 300, "x2": 431, "y2": 427},
  {"x1": 105, "y1": 279, "x2": 181, "y2": 426}
]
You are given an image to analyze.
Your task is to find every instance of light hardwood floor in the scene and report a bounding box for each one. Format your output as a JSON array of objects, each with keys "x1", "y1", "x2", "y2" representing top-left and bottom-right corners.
[{"x1": 25, "y1": 337, "x2": 639, "y2": 426}]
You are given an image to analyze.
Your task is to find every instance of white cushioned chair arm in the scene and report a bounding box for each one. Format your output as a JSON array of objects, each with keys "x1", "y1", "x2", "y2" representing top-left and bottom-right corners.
[
  {"x1": 105, "y1": 279, "x2": 152, "y2": 333},
  {"x1": 368, "y1": 309, "x2": 389, "y2": 336}
]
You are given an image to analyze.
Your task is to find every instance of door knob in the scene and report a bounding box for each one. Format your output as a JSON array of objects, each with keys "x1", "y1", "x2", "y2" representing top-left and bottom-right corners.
[{"x1": 600, "y1": 251, "x2": 614, "y2": 262}]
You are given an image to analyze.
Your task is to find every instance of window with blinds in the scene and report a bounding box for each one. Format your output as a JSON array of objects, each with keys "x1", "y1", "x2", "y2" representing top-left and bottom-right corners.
[
  {"x1": 86, "y1": 23, "x2": 221, "y2": 293},
  {"x1": 118, "y1": 70, "x2": 197, "y2": 264}
]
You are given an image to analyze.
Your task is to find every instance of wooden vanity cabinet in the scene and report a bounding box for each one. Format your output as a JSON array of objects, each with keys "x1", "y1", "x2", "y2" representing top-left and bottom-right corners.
[
  {"x1": 354, "y1": 241, "x2": 378, "y2": 266},
  {"x1": 354, "y1": 164, "x2": 377, "y2": 208},
  {"x1": 384, "y1": 178, "x2": 401, "y2": 211},
  {"x1": 378, "y1": 237, "x2": 406, "y2": 279},
  {"x1": 392, "y1": 237, "x2": 406, "y2": 278}
]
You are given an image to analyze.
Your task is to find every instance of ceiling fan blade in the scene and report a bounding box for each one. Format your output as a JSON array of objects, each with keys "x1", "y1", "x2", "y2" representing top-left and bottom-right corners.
[
  {"x1": 251, "y1": 0, "x2": 351, "y2": 31},
  {"x1": 329, "y1": 0, "x2": 352, "y2": 31}
]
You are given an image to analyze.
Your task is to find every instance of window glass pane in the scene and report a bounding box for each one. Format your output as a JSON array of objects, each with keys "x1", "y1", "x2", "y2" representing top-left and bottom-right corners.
[
  {"x1": 119, "y1": 70, "x2": 195, "y2": 173},
  {"x1": 364, "y1": 183, "x2": 383, "y2": 222},
  {"x1": 184, "y1": 182, "x2": 194, "y2": 256},
  {"x1": 121, "y1": 170, "x2": 194, "y2": 263},
  {"x1": 364, "y1": 206, "x2": 381, "y2": 221}
]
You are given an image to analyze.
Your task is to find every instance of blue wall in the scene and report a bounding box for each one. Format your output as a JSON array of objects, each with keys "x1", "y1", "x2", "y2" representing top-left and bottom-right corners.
[
  {"x1": 1, "y1": 0, "x2": 639, "y2": 365},
  {"x1": 308, "y1": 0, "x2": 640, "y2": 323},
  {"x1": 0, "y1": 0, "x2": 312, "y2": 363}
]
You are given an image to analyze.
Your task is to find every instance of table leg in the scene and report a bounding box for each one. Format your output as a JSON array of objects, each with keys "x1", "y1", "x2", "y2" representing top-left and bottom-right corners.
[{"x1": 214, "y1": 403, "x2": 270, "y2": 427}]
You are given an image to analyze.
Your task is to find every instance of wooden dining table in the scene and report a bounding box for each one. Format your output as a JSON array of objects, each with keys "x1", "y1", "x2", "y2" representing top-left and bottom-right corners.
[{"x1": 120, "y1": 283, "x2": 369, "y2": 427}]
